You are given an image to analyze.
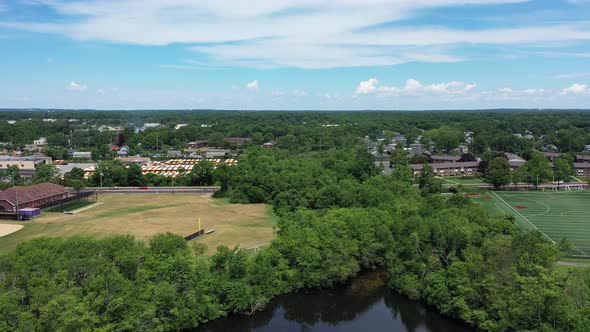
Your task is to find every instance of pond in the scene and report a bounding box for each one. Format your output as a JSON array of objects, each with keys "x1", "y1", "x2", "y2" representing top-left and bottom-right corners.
[{"x1": 197, "y1": 270, "x2": 473, "y2": 332}]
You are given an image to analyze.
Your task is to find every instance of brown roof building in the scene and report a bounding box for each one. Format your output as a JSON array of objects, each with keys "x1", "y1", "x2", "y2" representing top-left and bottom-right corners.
[
  {"x1": 410, "y1": 161, "x2": 480, "y2": 177},
  {"x1": 0, "y1": 183, "x2": 68, "y2": 213}
]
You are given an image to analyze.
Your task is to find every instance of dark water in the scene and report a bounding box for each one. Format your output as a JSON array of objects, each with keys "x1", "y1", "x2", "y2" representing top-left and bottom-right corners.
[{"x1": 197, "y1": 271, "x2": 473, "y2": 332}]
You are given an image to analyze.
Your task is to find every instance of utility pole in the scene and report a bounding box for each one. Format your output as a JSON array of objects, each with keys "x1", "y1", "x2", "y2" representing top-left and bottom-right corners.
[
  {"x1": 100, "y1": 172, "x2": 104, "y2": 191},
  {"x1": 12, "y1": 176, "x2": 19, "y2": 219}
]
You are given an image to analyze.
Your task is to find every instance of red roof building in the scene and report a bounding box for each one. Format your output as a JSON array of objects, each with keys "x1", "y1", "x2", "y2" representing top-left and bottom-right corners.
[{"x1": 0, "y1": 183, "x2": 68, "y2": 213}]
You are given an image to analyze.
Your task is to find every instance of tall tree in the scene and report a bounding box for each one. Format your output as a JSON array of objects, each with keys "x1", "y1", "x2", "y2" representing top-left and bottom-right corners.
[
  {"x1": 553, "y1": 155, "x2": 574, "y2": 189},
  {"x1": 520, "y1": 152, "x2": 552, "y2": 189},
  {"x1": 485, "y1": 157, "x2": 511, "y2": 188},
  {"x1": 127, "y1": 164, "x2": 146, "y2": 186},
  {"x1": 35, "y1": 163, "x2": 59, "y2": 183}
]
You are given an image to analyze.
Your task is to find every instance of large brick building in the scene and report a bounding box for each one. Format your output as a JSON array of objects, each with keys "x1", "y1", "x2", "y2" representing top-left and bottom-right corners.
[
  {"x1": 410, "y1": 161, "x2": 480, "y2": 177},
  {"x1": 0, "y1": 183, "x2": 68, "y2": 213}
]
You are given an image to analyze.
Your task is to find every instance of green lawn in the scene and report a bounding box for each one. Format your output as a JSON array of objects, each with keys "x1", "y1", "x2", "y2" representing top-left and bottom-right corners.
[
  {"x1": 439, "y1": 177, "x2": 486, "y2": 185},
  {"x1": 474, "y1": 191, "x2": 590, "y2": 257},
  {"x1": 42, "y1": 200, "x2": 96, "y2": 213}
]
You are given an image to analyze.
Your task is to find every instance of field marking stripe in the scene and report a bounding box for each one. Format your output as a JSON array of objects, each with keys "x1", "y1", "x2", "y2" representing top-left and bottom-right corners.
[{"x1": 491, "y1": 191, "x2": 554, "y2": 243}]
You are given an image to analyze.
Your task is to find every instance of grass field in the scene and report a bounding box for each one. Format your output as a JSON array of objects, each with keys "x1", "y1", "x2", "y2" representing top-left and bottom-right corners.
[
  {"x1": 0, "y1": 193, "x2": 276, "y2": 254},
  {"x1": 439, "y1": 177, "x2": 486, "y2": 185},
  {"x1": 475, "y1": 190, "x2": 590, "y2": 257},
  {"x1": 43, "y1": 199, "x2": 96, "y2": 212}
]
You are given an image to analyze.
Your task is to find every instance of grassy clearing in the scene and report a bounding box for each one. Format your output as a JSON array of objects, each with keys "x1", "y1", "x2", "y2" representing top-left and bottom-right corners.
[
  {"x1": 474, "y1": 190, "x2": 590, "y2": 257},
  {"x1": 0, "y1": 193, "x2": 275, "y2": 255}
]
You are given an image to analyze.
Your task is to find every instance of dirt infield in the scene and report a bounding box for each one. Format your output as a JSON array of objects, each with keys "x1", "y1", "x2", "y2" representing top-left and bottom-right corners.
[
  {"x1": 0, "y1": 194, "x2": 276, "y2": 254},
  {"x1": 0, "y1": 224, "x2": 24, "y2": 238}
]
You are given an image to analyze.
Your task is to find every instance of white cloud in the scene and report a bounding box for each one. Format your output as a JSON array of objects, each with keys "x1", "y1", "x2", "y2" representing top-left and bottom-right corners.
[
  {"x1": 356, "y1": 78, "x2": 477, "y2": 96},
  {"x1": 245, "y1": 80, "x2": 259, "y2": 91},
  {"x1": 553, "y1": 72, "x2": 590, "y2": 79},
  {"x1": 523, "y1": 88, "x2": 544, "y2": 94},
  {"x1": 270, "y1": 90, "x2": 284, "y2": 97},
  {"x1": 96, "y1": 89, "x2": 106, "y2": 95},
  {"x1": 5, "y1": 0, "x2": 590, "y2": 69},
  {"x1": 292, "y1": 89, "x2": 306, "y2": 97},
  {"x1": 561, "y1": 83, "x2": 588, "y2": 95},
  {"x1": 498, "y1": 87, "x2": 513, "y2": 93},
  {"x1": 355, "y1": 78, "x2": 379, "y2": 94},
  {"x1": 67, "y1": 81, "x2": 87, "y2": 91},
  {"x1": 464, "y1": 83, "x2": 477, "y2": 91}
]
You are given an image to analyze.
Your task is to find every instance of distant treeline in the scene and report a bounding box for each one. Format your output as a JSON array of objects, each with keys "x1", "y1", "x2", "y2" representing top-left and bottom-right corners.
[{"x1": 1, "y1": 111, "x2": 589, "y2": 159}]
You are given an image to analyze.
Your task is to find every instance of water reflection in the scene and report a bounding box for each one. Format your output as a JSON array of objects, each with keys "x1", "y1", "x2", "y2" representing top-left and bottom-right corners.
[{"x1": 197, "y1": 271, "x2": 473, "y2": 332}]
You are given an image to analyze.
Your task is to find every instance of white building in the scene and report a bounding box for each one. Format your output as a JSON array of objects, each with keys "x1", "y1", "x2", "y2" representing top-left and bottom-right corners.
[{"x1": 33, "y1": 137, "x2": 47, "y2": 145}]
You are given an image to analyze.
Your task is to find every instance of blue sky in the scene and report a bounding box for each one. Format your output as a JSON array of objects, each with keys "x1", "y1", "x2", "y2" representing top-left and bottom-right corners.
[{"x1": 1, "y1": 0, "x2": 590, "y2": 110}]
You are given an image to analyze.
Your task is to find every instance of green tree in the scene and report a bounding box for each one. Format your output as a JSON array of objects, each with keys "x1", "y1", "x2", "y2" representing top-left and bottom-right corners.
[
  {"x1": 190, "y1": 160, "x2": 215, "y2": 186},
  {"x1": 554, "y1": 155, "x2": 574, "y2": 189},
  {"x1": 35, "y1": 163, "x2": 59, "y2": 183},
  {"x1": 389, "y1": 145, "x2": 408, "y2": 167},
  {"x1": 520, "y1": 152, "x2": 552, "y2": 189},
  {"x1": 208, "y1": 133, "x2": 225, "y2": 148},
  {"x1": 6, "y1": 165, "x2": 21, "y2": 184},
  {"x1": 127, "y1": 164, "x2": 146, "y2": 186},
  {"x1": 484, "y1": 157, "x2": 511, "y2": 188},
  {"x1": 67, "y1": 167, "x2": 85, "y2": 181}
]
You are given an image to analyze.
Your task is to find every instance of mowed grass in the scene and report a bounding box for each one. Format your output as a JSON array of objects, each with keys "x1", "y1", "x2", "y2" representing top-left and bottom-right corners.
[
  {"x1": 0, "y1": 193, "x2": 276, "y2": 255},
  {"x1": 475, "y1": 190, "x2": 590, "y2": 257}
]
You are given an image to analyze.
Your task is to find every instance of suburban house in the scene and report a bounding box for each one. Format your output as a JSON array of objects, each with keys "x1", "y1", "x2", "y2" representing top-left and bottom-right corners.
[
  {"x1": 187, "y1": 140, "x2": 209, "y2": 149},
  {"x1": 33, "y1": 137, "x2": 47, "y2": 146},
  {"x1": 262, "y1": 142, "x2": 276, "y2": 149},
  {"x1": 0, "y1": 183, "x2": 68, "y2": 213},
  {"x1": 502, "y1": 152, "x2": 526, "y2": 169},
  {"x1": 409, "y1": 161, "x2": 480, "y2": 177},
  {"x1": 117, "y1": 145, "x2": 130, "y2": 157},
  {"x1": 409, "y1": 143, "x2": 425, "y2": 155},
  {"x1": 574, "y1": 163, "x2": 590, "y2": 177}
]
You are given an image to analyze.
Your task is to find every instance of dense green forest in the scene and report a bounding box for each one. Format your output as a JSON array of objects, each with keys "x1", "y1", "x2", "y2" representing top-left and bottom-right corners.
[{"x1": 1, "y1": 144, "x2": 590, "y2": 331}]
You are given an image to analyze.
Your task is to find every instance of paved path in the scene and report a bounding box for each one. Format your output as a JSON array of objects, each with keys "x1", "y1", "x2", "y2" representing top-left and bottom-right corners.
[{"x1": 556, "y1": 261, "x2": 590, "y2": 267}]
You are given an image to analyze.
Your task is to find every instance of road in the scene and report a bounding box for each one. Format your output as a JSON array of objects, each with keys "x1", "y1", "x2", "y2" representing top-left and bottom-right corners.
[{"x1": 78, "y1": 186, "x2": 221, "y2": 194}]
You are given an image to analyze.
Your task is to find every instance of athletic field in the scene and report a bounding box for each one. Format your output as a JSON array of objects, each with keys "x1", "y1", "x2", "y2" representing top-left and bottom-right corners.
[
  {"x1": 0, "y1": 194, "x2": 276, "y2": 254},
  {"x1": 476, "y1": 191, "x2": 590, "y2": 257}
]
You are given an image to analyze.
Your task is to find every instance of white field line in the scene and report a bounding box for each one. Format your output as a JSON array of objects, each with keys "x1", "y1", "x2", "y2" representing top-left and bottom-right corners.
[
  {"x1": 493, "y1": 191, "x2": 590, "y2": 257},
  {"x1": 244, "y1": 242, "x2": 271, "y2": 250},
  {"x1": 491, "y1": 191, "x2": 554, "y2": 243}
]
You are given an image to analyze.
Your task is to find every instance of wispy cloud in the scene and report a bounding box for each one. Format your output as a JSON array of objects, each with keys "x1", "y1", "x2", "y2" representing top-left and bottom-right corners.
[
  {"x1": 66, "y1": 81, "x2": 87, "y2": 91},
  {"x1": 553, "y1": 72, "x2": 590, "y2": 79},
  {"x1": 245, "y1": 80, "x2": 259, "y2": 91},
  {"x1": 4, "y1": 0, "x2": 590, "y2": 69}
]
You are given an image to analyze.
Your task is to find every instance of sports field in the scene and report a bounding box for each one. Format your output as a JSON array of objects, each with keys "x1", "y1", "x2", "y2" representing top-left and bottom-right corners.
[
  {"x1": 476, "y1": 190, "x2": 590, "y2": 257},
  {"x1": 0, "y1": 193, "x2": 276, "y2": 254}
]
